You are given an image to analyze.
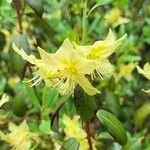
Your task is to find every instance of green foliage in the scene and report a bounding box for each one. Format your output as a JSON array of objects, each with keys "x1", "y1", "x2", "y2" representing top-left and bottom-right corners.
[
  {"x1": 63, "y1": 138, "x2": 79, "y2": 150},
  {"x1": 9, "y1": 34, "x2": 29, "y2": 78},
  {"x1": 134, "y1": 103, "x2": 150, "y2": 129},
  {"x1": 97, "y1": 109, "x2": 127, "y2": 145},
  {"x1": 74, "y1": 85, "x2": 97, "y2": 122},
  {"x1": 26, "y1": 0, "x2": 44, "y2": 17},
  {"x1": 0, "y1": 0, "x2": 150, "y2": 149}
]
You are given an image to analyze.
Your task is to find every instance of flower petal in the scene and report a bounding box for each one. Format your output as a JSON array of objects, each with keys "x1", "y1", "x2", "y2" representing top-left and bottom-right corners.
[
  {"x1": 75, "y1": 74, "x2": 100, "y2": 95},
  {"x1": 137, "y1": 63, "x2": 150, "y2": 80},
  {"x1": 12, "y1": 43, "x2": 42, "y2": 66},
  {"x1": 37, "y1": 47, "x2": 61, "y2": 70}
]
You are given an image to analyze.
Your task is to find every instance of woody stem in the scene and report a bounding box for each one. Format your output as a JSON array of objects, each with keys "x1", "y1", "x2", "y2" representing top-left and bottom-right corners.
[
  {"x1": 13, "y1": 0, "x2": 23, "y2": 33},
  {"x1": 85, "y1": 122, "x2": 93, "y2": 150}
]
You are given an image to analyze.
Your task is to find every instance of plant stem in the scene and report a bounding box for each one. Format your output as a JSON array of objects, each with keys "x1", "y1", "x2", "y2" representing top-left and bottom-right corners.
[
  {"x1": 82, "y1": 0, "x2": 87, "y2": 44},
  {"x1": 13, "y1": 0, "x2": 23, "y2": 33},
  {"x1": 85, "y1": 122, "x2": 93, "y2": 150}
]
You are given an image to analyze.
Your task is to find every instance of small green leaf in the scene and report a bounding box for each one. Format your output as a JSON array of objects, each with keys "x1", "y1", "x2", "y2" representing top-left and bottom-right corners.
[
  {"x1": 96, "y1": 109, "x2": 127, "y2": 145},
  {"x1": 28, "y1": 121, "x2": 39, "y2": 132},
  {"x1": 123, "y1": 138, "x2": 142, "y2": 150},
  {"x1": 87, "y1": 0, "x2": 117, "y2": 17},
  {"x1": 12, "y1": 83, "x2": 27, "y2": 117},
  {"x1": 134, "y1": 103, "x2": 150, "y2": 129},
  {"x1": 26, "y1": 0, "x2": 44, "y2": 17},
  {"x1": 63, "y1": 138, "x2": 79, "y2": 150},
  {"x1": 39, "y1": 116, "x2": 51, "y2": 134},
  {"x1": 74, "y1": 85, "x2": 97, "y2": 122},
  {"x1": 42, "y1": 87, "x2": 59, "y2": 108}
]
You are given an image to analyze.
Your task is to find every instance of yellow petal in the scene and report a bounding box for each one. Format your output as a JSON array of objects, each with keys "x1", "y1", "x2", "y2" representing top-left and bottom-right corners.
[
  {"x1": 12, "y1": 43, "x2": 42, "y2": 66},
  {"x1": 96, "y1": 59, "x2": 114, "y2": 75},
  {"x1": 75, "y1": 74, "x2": 100, "y2": 95},
  {"x1": 104, "y1": 28, "x2": 116, "y2": 44},
  {"x1": 37, "y1": 47, "x2": 60, "y2": 69},
  {"x1": 79, "y1": 139, "x2": 89, "y2": 150},
  {"x1": 56, "y1": 38, "x2": 76, "y2": 58},
  {"x1": 113, "y1": 18, "x2": 130, "y2": 27},
  {"x1": 114, "y1": 34, "x2": 127, "y2": 49},
  {"x1": 142, "y1": 89, "x2": 150, "y2": 93},
  {"x1": 73, "y1": 42, "x2": 90, "y2": 58},
  {"x1": 137, "y1": 63, "x2": 150, "y2": 80},
  {"x1": 90, "y1": 29, "x2": 126, "y2": 59},
  {"x1": 63, "y1": 115, "x2": 87, "y2": 140}
]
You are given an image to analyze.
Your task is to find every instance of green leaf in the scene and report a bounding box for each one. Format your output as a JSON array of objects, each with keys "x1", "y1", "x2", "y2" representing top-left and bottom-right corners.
[
  {"x1": 74, "y1": 85, "x2": 97, "y2": 122},
  {"x1": 123, "y1": 138, "x2": 142, "y2": 150},
  {"x1": 0, "y1": 77, "x2": 6, "y2": 94},
  {"x1": 87, "y1": 0, "x2": 117, "y2": 17},
  {"x1": 104, "y1": 91, "x2": 121, "y2": 117},
  {"x1": 42, "y1": 87, "x2": 59, "y2": 108},
  {"x1": 25, "y1": 84, "x2": 41, "y2": 112},
  {"x1": 26, "y1": 12, "x2": 56, "y2": 46},
  {"x1": 26, "y1": 0, "x2": 44, "y2": 17},
  {"x1": 10, "y1": 34, "x2": 30, "y2": 78},
  {"x1": 96, "y1": 109, "x2": 127, "y2": 145},
  {"x1": 134, "y1": 103, "x2": 150, "y2": 129},
  {"x1": 63, "y1": 138, "x2": 79, "y2": 150},
  {"x1": 12, "y1": 91, "x2": 27, "y2": 117},
  {"x1": 39, "y1": 116, "x2": 51, "y2": 134},
  {"x1": 28, "y1": 121, "x2": 39, "y2": 132}
]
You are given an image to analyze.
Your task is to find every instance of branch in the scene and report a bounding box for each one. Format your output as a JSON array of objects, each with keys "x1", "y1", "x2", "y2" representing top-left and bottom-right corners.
[
  {"x1": 13, "y1": 0, "x2": 23, "y2": 33},
  {"x1": 85, "y1": 122, "x2": 93, "y2": 150}
]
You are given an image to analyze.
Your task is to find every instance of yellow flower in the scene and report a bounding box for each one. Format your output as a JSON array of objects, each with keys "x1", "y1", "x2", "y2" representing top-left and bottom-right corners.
[
  {"x1": 8, "y1": 76, "x2": 20, "y2": 88},
  {"x1": 105, "y1": 8, "x2": 130, "y2": 27},
  {"x1": 13, "y1": 38, "x2": 99, "y2": 95},
  {"x1": 73, "y1": 29, "x2": 127, "y2": 78},
  {"x1": 63, "y1": 115, "x2": 89, "y2": 150},
  {"x1": 0, "y1": 94, "x2": 9, "y2": 108},
  {"x1": 52, "y1": 38, "x2": 99, "y2": 95},
  {"x1": 115, "y1": 62, "x2": 136, "y2": 82},
  {"x1": 0, "y1": 120, "x2": 38, "y2": 150},
  {"x1": 137, "y1": 63, "x2": 150, "y2": 93},
  {"x1": 137, "y1": 63, "x2": 150, "y2": 80}
]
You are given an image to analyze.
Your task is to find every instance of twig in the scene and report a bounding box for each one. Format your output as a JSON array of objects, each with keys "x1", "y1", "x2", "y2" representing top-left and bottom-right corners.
[
  {"x1": 22, "y1": 0, "x2": 26, "y2": 13},
  {"x1": 13, "y1": 0, "x2": 23, "y2": 33},
  {"x1": 82, "y1": 0, "x2": 88, "y2": 44},
  {"x1": 85, "y1": 122, "x2": 93, "y2": 150}
]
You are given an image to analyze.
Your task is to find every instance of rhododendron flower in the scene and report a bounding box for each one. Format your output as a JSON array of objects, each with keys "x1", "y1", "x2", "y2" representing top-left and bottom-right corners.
[
  {"x1": 63, "y1": 115, "x2": 89, "y2": 150},
  {"x1": 13, "y1": 38, "x2": 99, "y2": 95},
  {"x1": 115, "y1": 62, "x2": 136, "y2": 82},
  {"x1": 105, "y1": 8, "x2": 130, "y2": 27},
  {"x1": 73, "y1": 29, "x2": 127, "y2": 78},
  {"x1": 137, "y1": 63, "x2": 150, "y2": 80},
  {"x1": 137, "y1": 63, "x2": 150, "y2": 93},
  {"x1": 0, "y1": 120, "x2": 38, "y2": 150}
]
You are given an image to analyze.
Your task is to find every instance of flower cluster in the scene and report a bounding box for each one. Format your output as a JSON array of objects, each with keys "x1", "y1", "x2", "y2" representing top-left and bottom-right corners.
[
  {"x1": 13, "y1": 29, "x2": 126, "y2": 95},
  {"x1": 137, "y1": 63, "x2": 150, "y2": 93},
  {"x1": 63, "y1": 115, "x2": 89, "y2": 150},
  {"x1": 0, "y1": 120, "x2": 38, "y2": 150},
  {"x1": 105, "y1": 8, "x2": 130, "y2": 27}
]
